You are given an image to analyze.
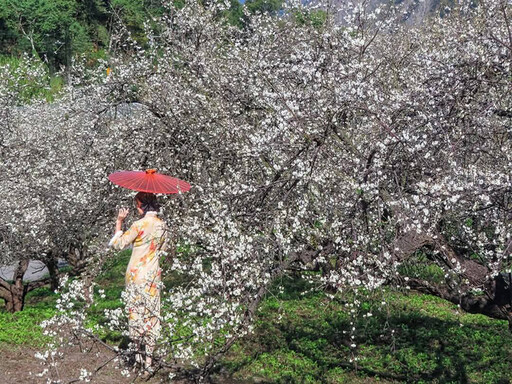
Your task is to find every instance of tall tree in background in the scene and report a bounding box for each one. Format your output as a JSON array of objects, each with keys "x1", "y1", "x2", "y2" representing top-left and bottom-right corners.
[
  {"x1": 0, "y1": 0, "x2": 166, "y2": 70},
  {"x1": 0, "y1": 0, "x2": 80, "y2": 70}
]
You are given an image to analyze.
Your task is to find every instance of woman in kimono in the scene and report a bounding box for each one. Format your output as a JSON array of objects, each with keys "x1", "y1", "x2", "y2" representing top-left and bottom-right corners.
[{"x1": 109, "y1": 192, "x2": 168, "y2": 374}]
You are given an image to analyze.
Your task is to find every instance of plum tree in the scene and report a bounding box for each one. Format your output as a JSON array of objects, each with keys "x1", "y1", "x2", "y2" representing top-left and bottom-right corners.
[{"x1": 1, "y1": 0, "x2": 510, "y2": 380}]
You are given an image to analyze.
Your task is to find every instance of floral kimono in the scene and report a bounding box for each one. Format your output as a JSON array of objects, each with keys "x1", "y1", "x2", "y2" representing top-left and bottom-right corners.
[{"x1": 109, "y1": 211, "x2": 168, "y2": 352}]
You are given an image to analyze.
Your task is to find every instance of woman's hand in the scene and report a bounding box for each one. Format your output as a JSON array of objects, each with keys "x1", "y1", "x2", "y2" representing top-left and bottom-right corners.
[
  {"x1": 117, "y1": 208, "x2": 129, "y2": 222},
  {"x1": 115, "y1": 208, "x2": 129, "y2": 233}
]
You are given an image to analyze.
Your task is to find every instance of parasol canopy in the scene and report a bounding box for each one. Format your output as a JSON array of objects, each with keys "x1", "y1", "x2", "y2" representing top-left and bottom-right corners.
[{"x1": 108, "y1": 169, "x2": 190, "y2": 194}]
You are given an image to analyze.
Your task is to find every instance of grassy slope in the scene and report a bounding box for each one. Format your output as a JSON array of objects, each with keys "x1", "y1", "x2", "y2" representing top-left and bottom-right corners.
[
  {"x1": 1, "y1": 253, "x2": 512, "y2": 384},
  {"x1": 224, "y1": 283, "x2": 512, "y2": 384}
]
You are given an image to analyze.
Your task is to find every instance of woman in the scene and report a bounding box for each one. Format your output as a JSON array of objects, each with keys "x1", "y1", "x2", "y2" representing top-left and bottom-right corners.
[{"x1": 109, "y1": 192, "x2": 168, "y2": 374}]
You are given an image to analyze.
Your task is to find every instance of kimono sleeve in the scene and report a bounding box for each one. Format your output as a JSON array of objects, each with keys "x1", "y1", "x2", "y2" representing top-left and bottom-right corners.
[{"x1": 109, "y1": 222, "x2": 139, "y2": 250}]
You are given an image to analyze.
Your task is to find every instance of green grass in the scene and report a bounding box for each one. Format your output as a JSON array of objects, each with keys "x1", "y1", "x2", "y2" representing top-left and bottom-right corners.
[
  {"x1": 397, "y1": 251, "x2": 446, "y2": 284},
  {"x1": 0, "y1": 251, "x2": 131, "y2": 347},
  {"x1": 2, "y1": 257, "x2": 512, "y2": 383},
  {"x1": 222, "y1": 278, "x2": 512, "y2": 384},
  {"x1": 0, "y1": 287, "x2": 57, "y2": 347},
  {"x1": 0, "y1": 307, "x2": 55, "y2": 347}
]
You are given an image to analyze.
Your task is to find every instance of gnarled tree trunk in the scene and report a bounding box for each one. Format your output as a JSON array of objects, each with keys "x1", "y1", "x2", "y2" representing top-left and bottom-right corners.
[
  {"x1": 0, "y1": 260, "x2": 52, "y2": 312},
  {"x1": 45, "y1": 255, "x2": 59, "y2": 292},
  {"x1": 0, "y1": 259, "x2": 29, "y2": 312},
  {"x1": 68, "y1": 246, "x2": 88, "y2": 276},
  {"x1": 392, "y1": 229, "x2": 512, "y2": 329}
]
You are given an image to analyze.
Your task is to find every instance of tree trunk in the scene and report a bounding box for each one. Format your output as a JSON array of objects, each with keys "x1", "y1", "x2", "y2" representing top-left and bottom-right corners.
[
  {"x1": 0, "y1": 260, "x2": 29, "y2": 312},
  {"x1": 0, "y1": 260, "x2": 52, "y2": 313},
  {"x1": 68, "y1": 247, "x2": 88, "y2": 276},
  {"x1": 391, "y1": 229, "x2": 512, "y2": 329},
  {"x1": 45, "y1": 256, "x2": 59, "y2": 291}
]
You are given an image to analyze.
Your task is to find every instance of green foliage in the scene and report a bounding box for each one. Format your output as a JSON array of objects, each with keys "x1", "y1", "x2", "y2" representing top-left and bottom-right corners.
[
  {"x1": 97, "y1": 249, "x2": 131, "y2": 284},
  {"x1": 398, "y1": 251, "x2": 446, "y2": 284},
  {"x1": 85, "y1": 250, "x2": 129, "y2": 341},
  {"x1": 109, "y1": 0, "x2": 164, "y2": 43},
  {"x1": 0, "y1": 0, "x2": 77, "y2": 68},
  {"x1": 0, "y1": 307, "x2": 55, "y2": 346},
  {"x1": 222, "y1": 0, "x2": 246, "y2": 28},
  {"x1": 241, "y1": 350, "x2": 320, "y2": 383},
  {"x1": 0, "y1": 287, "x2": 56, "y2": 347},
  {"x1": 293, "y1": 9, "x2": 328, "y2": 28},
  {"x1": 220, "y1": 0, "x2": 284, "y2": 28},
  {"x1": 0, "y1": 55, "x2": 64, "y2": 102},
  {"x1": 69, "y1": 21, "x2": 93, "y2": 54},
  {"x1": 245, "y1": 0, "x2": 281, "y2": 14},
  {"x1": 0, "y1": 0, "x2": 164, "y2": 69}
]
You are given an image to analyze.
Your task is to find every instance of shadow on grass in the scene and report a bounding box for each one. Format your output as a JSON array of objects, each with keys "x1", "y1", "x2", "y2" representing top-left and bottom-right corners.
[{"x1": 223, "y1": 277, "x2": 512, "y2": 384}]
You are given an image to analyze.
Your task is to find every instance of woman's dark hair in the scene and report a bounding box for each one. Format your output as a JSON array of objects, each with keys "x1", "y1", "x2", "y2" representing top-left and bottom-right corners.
[{"x1": 134, "y1": 192, "x2": 160, "y2": 214}]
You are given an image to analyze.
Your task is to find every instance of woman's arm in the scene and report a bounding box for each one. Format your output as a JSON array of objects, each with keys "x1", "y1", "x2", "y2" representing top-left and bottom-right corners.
[{"x1": 109, "y1": 208, "x2": 139, "y2": 250}]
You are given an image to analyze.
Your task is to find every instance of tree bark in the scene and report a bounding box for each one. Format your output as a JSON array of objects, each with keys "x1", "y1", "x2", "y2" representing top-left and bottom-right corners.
[
  {"x1": 392, "y1": 229, "x2": 512, "y2": 328},
  {"x1": 407, "y1": 276, "x2": 512, "y2": 326},
  {"x1": 45, "y1": 255, "x2": 59, "y2": 291},
  {"x1": 0, "y1": 260, "x2": 52, "y2": 312},
  {"x1": 68, "y1": 246, "x2": 88, "y2": 276},
  {"x1": 0, "y1": 260, "x2": 28, "y2": 312}
]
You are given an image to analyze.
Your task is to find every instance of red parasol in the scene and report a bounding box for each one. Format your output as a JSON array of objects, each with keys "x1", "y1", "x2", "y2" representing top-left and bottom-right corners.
[{"x1": 108, "y1": 169, "x2": 190, "y2": 194}]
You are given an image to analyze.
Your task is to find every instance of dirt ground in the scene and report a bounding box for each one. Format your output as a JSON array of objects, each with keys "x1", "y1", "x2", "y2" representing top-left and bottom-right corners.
[
  {"x1": 0, "y1": 344, "x2": 179, "y2": 384},
  {"x1": 0, "y1": 343, "x2": 250, "y2": 384}
]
